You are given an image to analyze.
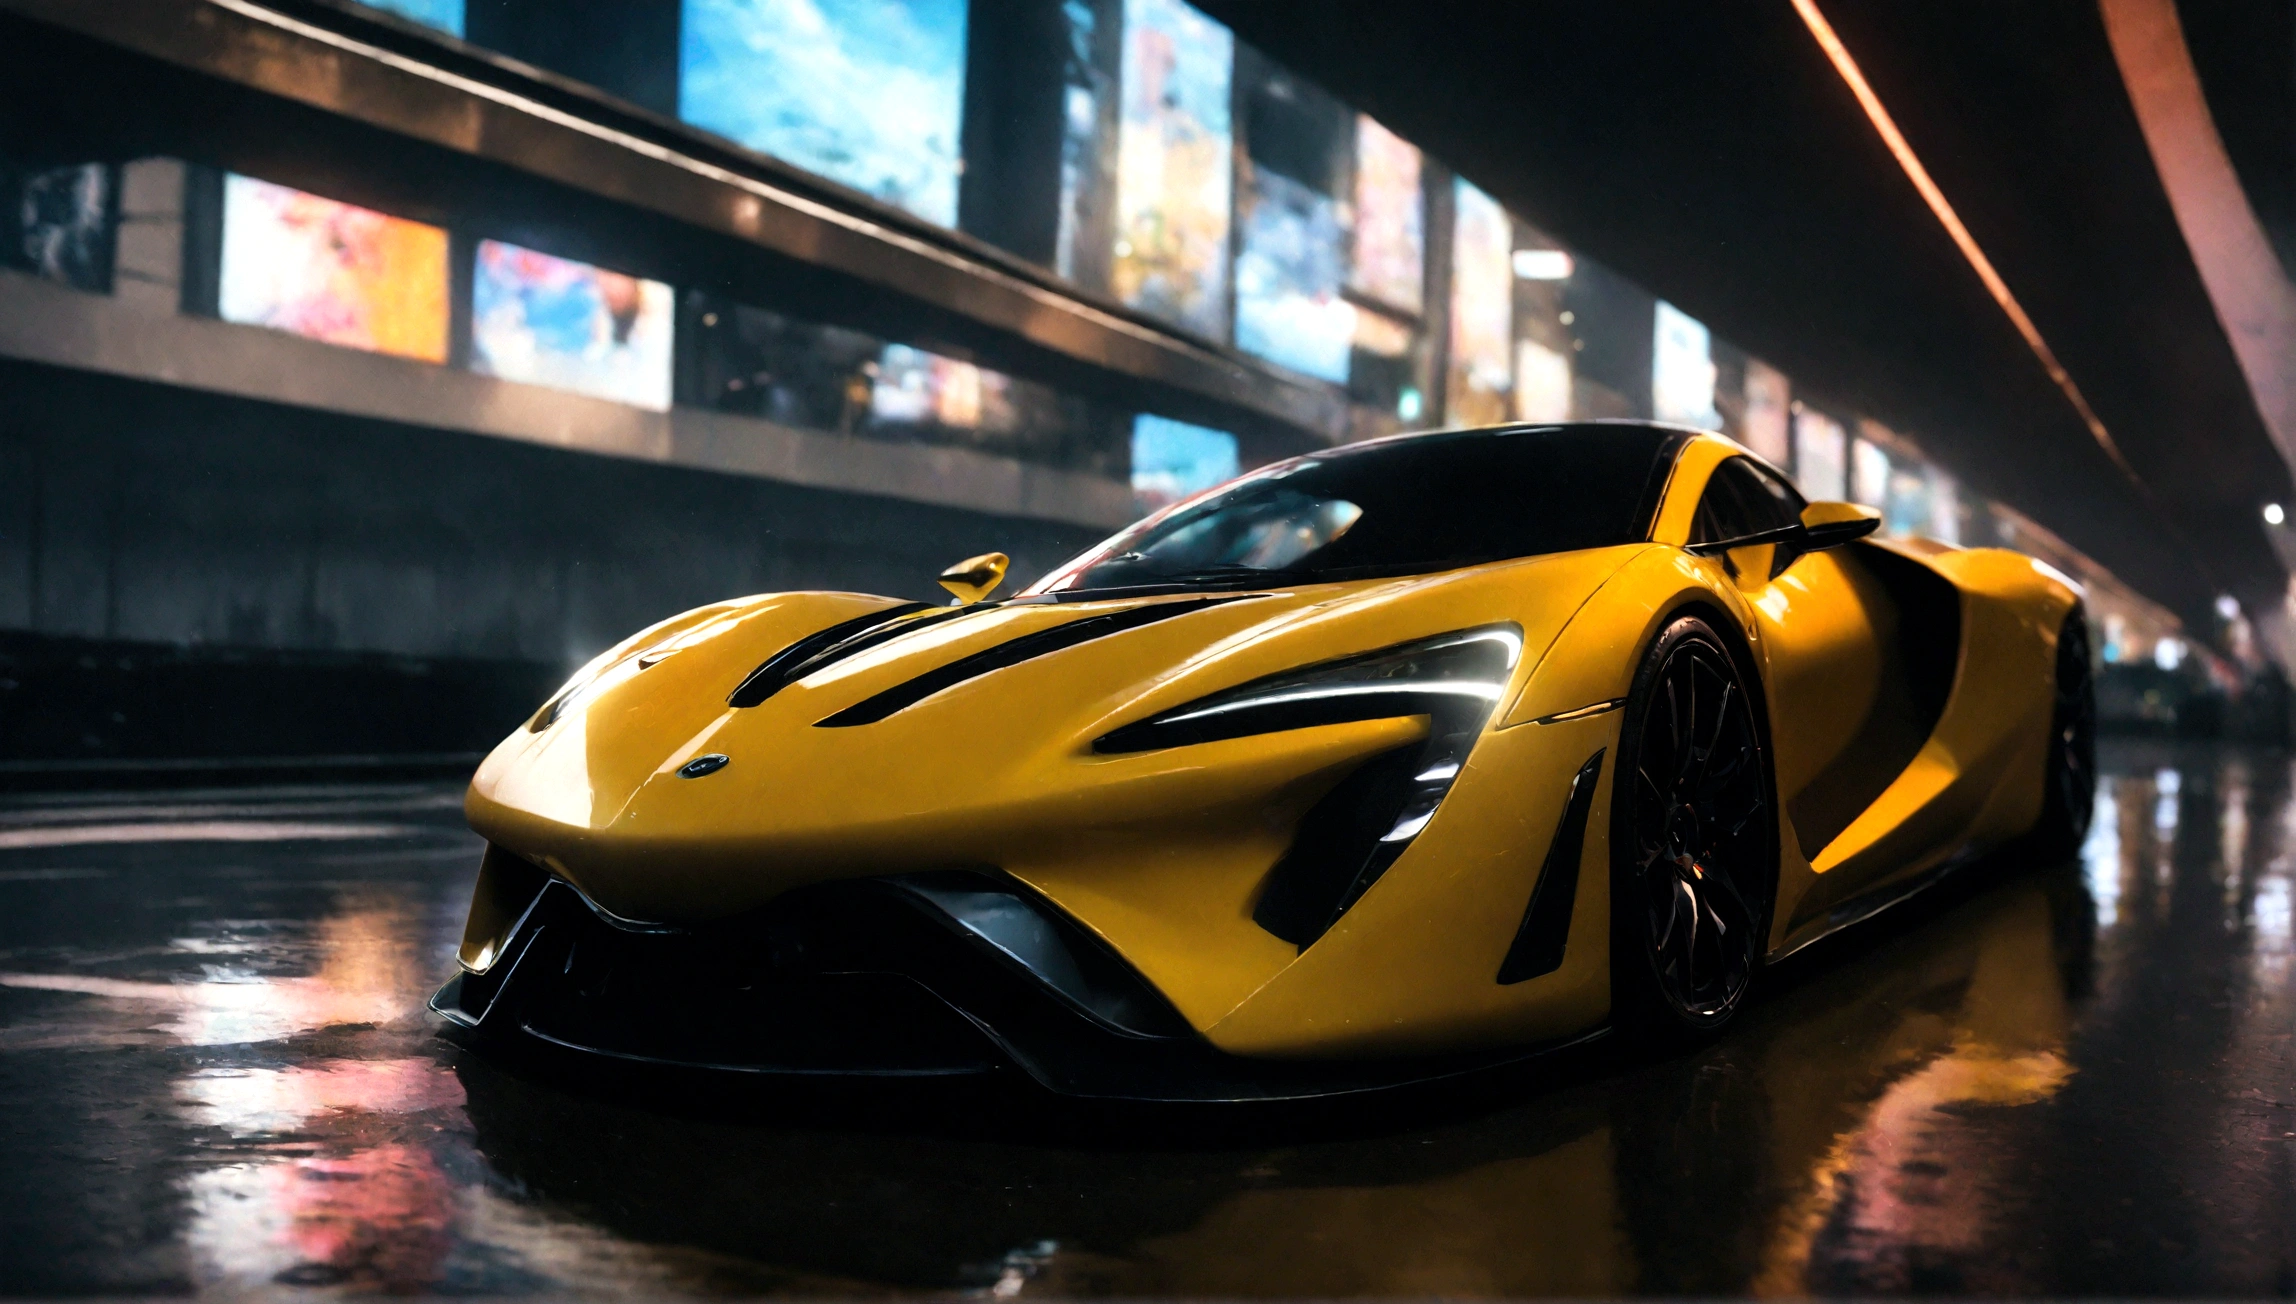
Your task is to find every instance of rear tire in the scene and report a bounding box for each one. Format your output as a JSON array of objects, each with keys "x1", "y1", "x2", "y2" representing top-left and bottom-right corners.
[
  {"x1": 1608, "y1": 615, "x2": 1777, "y2": 1044},
  {"x1": 2030, "y1": 607, "x2": 2096, "y2": 858}
]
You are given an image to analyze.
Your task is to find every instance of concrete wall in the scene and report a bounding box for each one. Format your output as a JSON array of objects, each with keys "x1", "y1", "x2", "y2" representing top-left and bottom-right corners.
[{"x1": 0, "y1": 359, "x2": 1107, "y2": 762}]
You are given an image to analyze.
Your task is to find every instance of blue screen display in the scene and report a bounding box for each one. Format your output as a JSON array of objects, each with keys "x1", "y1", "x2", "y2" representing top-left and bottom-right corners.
[
  {"x1": 362, "y1": 0, "x2": 463, "y2": 35},
  {"x1": 1234, "y1": 169, "x2": 1355, "y2": 384},
  {"x1": 1131, "y1": 414, "x2": 1239, "y2": 511},
  {"x1": 680, "y1": 0, "x2": 969, "y2": 227}
]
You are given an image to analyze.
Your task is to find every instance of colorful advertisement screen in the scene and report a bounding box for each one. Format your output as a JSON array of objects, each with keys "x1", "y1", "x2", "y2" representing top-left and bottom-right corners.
[
  {"x1": 1651, "y1": 300, "x2": 1718, "y2": 427},
  {"x1": 1113, "y1": 0, "x2": 1233, "y2": 339},
  {"x1": 680, "y1": 0, "x2": 968, "y2": 227},
  {"x1": 1234, "y1": 169, "x2": 1355, "y2": 383},
  {"x1": 1132, "y1": 414, "x2": 1238, "y2": 511},
  {"x1": 1350, "y1": 116, "x2": 1422, "y2": 314},
  {"x1": 871, "y1": 343, "x2": 1018, "y2": 436},
  {"x1": 470, "y1": 239, "x2": 674, "y2": 410},
  {"x1": 1447, "y1": 179, "x2": 1512, "y2": 426},
  {"x1": 218, "y1": 175, "x2": 450, "y2": 364}
]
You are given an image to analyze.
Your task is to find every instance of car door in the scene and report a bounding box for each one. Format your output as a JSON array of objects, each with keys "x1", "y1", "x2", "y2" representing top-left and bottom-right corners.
[{"x1": 1690, "y1": 458, "x2": 1937, "y2": 915}]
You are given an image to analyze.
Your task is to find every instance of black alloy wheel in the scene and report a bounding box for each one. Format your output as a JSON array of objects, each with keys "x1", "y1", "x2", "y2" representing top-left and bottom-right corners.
[
  {"x1": 2034, "y1": 608, "x2": 2097, "y2": 856},
  {"x1": 1611, "y1": 615, "x2": 1775, "y2": 1039}
]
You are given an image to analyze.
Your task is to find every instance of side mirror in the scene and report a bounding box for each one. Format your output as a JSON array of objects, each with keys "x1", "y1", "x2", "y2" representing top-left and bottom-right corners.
[
  {"x1": 1684, "y1": 501, "x2": 1880, "y2": 582},
  {"x1": 937, "y1": 551, "x2": 1010, "y2": 605},
  {"x1": 1799, "y1": 501, "x2": 1882, "y2": 551}
]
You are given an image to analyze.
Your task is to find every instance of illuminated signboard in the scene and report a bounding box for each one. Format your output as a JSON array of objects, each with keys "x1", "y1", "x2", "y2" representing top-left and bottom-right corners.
[
  {"x1": 1112, "y1": 0, "x2": 1233, "y2": 339},
  {"x1": 1924, "y1": 470, "x2": 1962, "y2": 544},
  {"x1": 1349, "y1": 116, "x2": 1423, "y2": 313},
  {"x1": 470, "y1": 239, "x2": 674, "y2": 410},
  {"x1": 1234, "y1": 169, "x2": 1355, "y2": 383},
  {"x1": 1851, "y1": 436, "x2": 1890, "y2": 507},
  {"x1": 362, "y1": 0, "x2": 463, "y2": 34},
  {"x1": 1885, "y1": 465, "x2": 1935, "y2": 538},
  {"x1": 870, "y1": 344, "x2": 1019, "y2": 436},
  {"x1": 218, "y1": 175, "x2": 449, "y2": 363},
  {"x1": 1132, "y1": 413, "x2": 1238, "y2": 511},
  {"x1": 1794, "y1": 409, "x2": 1847, "y2": 500},
  {"x1": 1447, "y1": 178, "x2": 1512, "y2": 426},
  {"x1": 1739, "y1": 358, "x2": 1792, "y2": 465},
  {"x1": 1653, "y1": 300, "x2": 1726, "y2": 427},
  {"x1": 680, "y1": 0, "x2": 969, "y2": 227},
  {"x1": 1651, "y1": 300, "x2": 1719, "y2": 427},
  {"x1": 15, "y1": 163, "x2": 113, "y2": 293},
  {"x1": 1513, "y1": 338, "x2": 1572, "y2": 422}
]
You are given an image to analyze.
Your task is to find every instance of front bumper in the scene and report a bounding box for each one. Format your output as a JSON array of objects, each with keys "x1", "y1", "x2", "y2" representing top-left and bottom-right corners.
[{"x1": 433, "y1": 852, "x2": 1600, "y2": 1102}]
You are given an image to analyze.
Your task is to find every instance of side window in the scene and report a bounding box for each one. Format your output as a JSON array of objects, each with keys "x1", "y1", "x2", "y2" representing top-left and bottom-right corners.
[
  {"x1": 1691, "y1": 458, "x2": 1798, "y2": 544},
  {"x1": 1741, "y1": 460, "x2": 1808, "y2": 528}
]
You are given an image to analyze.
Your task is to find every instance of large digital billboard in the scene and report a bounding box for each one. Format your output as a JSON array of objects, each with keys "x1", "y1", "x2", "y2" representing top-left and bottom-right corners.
[
  {"x1": 1447, "y1": 179, "x2": 1512, "y2": 426},
  {"x1": 680, "y1": 0, "x2": 969, "y2": 227},
  {"x1": 1349, "y1": 116, "x2": 1422, "y2": 314},
  {"x1": 1132, "y1": 413, "x2": 1238, "y2": 511},
  {"x1": 1112, "y1": 0, "x2": 1233, "y2": 339},
  {"x1": 218, "y1": 175, "x2": 450, "y2": 364},
  {"x1": 1794, "y1": 409, "x2": 1848, "y2": 500},
  {"x1": 1234, "y1": 169, "x2": 1355, "y2": 383},
  {"x1": 470, "y1": 239, "x2": 674, "y2": 410},
  {"x1": 1651, "y1": 300, "x2": 1719, "y2": 427}
]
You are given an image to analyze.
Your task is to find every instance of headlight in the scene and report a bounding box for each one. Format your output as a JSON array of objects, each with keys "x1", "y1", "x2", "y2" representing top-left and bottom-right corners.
[
  {"x1": 1093, "y1": 624, "x2": 1522, "y2": 754},
  {"x1": 1094, "y1": 624, "x2": 1526, "y2": 947}
]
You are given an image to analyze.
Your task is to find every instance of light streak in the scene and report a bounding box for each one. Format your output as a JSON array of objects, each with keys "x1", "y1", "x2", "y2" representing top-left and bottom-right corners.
[{"x1": 1787, "y1": 0, "x2": 2141, "y2": 482}]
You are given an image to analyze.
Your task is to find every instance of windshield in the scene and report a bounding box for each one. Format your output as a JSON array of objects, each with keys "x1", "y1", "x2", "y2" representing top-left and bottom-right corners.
[{"x1": 1032, "y1": 424, "x2": 1687, "y2": 595}]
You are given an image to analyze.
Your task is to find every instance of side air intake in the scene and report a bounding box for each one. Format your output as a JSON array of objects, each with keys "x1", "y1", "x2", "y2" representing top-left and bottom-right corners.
[{"x1": 1497, "y1": 749, "x2": 1604, "y2": 984}]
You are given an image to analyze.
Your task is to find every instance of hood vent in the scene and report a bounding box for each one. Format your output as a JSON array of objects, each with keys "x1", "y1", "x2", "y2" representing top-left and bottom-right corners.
[
  {"x1": 816, "y1": 595, "x2": 1253, "y2": 727},
  {"x1": 727, "y1": 602, "x2": 936, "y2": 707}
]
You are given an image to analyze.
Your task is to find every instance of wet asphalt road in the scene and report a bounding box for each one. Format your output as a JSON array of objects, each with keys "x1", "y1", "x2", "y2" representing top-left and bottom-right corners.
[{"x1": 0, "y1": 740, "x2": 2291, "y2": 1296}]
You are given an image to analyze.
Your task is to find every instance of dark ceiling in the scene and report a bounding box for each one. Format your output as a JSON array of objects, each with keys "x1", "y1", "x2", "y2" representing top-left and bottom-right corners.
[{"x1": 1196, "y1": 0, "x2": 2292, "y2": 634}]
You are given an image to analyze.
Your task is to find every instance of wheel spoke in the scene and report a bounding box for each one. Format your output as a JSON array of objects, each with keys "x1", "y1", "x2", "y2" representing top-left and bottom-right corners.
[
  {"x1": 1628, "y1": 631, "x2": 1770, "y2": 1025},
  {"x1": 1697, "y1": 861, "x2": 1752, "y2": 930}
]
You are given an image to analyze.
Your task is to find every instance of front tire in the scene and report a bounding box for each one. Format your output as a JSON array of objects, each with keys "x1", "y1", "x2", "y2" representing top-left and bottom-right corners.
[
  {"x1": 1609, "y1": 615, "x2": 1776, "y2": 1043},
  {"x1": 2030, "y1": 607, "x2": 2097, "y2": 857}
]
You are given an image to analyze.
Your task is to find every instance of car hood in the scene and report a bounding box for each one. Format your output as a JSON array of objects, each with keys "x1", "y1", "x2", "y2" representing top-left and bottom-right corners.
[{"x1": 467, "y1": 545, "x2": 1648, "y2": 924}]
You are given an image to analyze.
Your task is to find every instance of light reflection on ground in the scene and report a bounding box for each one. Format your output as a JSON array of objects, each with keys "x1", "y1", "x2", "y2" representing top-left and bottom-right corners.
[{"x1": 0, "y1": 748, "x2": 2291, "y2": 1296}]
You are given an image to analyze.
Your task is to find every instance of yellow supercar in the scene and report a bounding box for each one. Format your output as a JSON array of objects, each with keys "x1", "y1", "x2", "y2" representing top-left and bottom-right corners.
[{"x1": 437, "y1": 422, "x2": 2094, "y2": 1100}]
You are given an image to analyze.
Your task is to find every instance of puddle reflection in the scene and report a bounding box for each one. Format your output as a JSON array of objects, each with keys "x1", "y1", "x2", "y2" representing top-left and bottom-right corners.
[
  {"x1": 448, "y1": 858, "x2": 2101, "y2": 1296},
  {"x1": 2, "y1": 752, "x2": 2293, "y2": 1296}
]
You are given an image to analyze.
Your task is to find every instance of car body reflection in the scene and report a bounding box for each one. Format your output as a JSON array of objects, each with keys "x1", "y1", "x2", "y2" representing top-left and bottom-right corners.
[{"x1": 455, "y1": 853, "x2": 2102, "y2": 1296}]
